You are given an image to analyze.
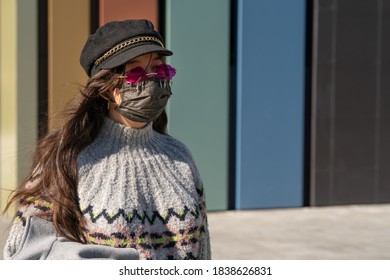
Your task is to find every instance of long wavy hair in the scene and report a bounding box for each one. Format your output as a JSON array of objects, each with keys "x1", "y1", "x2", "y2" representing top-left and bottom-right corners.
[{"x1": 2, "y1": 66, "x2": 168, "y2": 243}]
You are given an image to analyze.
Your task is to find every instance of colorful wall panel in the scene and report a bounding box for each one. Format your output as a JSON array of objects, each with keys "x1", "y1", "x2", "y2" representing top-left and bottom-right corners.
[
  {"x1": 311, "y1": 0, "x2": 390, "y2": 205},
  {"x1": 165, "y1": 0, "x2": 230, "y2": 211},
  {"x1": 99, "y1": 0, "x2": 158, "y2": 27},
  {"x1": 47, "y1": 0, "x2": 89, "y2": 130},
  {"x1": 0, "y1": 0, "x2": 38, "y2": 211},
  {"x1": 236, "y1": 0, "x2": 306, "y2": 209}
]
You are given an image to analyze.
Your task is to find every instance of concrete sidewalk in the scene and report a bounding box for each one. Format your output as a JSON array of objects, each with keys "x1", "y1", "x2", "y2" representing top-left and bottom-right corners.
[
  {"x1": 1, "y1": 204, "x2": 390, "y2": 260},
  {"x1": 208, "y1": 204, "x2": 390, "y2": 260}
]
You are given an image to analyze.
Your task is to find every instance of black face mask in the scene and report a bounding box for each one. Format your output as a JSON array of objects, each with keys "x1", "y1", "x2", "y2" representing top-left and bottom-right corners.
[{"x1": 115, "y1": 79, "x2": 172, "y2": 123}]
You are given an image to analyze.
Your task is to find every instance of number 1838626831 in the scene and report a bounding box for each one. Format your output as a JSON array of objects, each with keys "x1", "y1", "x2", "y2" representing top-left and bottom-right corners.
[{"x1": 212, "y1": 266, "x2": 272, "y2": 276}]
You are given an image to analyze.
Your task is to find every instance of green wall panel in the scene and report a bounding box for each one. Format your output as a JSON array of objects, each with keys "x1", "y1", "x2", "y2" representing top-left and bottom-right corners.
[{"x1": 165, "y1": 0, "x2": 230, "y2": 211}]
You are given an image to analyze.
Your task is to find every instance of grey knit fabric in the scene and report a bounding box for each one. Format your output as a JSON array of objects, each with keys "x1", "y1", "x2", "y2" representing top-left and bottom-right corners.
[
  {"x1": 3, "y1": 117, "x2": 211, "y2": 260},
  {"x1": 3, "y1": 206, "x2": 38, "y2": 260},
  {"x1": 10, "y1": 216, "x2": 139, "y2": 260},
  {"x1": 77, "y1": 117, "x2": 211, "y2": 259}
]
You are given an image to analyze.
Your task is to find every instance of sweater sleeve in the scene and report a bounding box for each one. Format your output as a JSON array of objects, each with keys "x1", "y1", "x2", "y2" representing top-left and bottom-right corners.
[
  {"x1": 3, "y1": 198, "x2": 53, "y2": 259},
  {"x1": 3, "y1": 175, "x2": 53, "y2": 260},
  {"x1": 197, "y1": 182, "x2": 212, "y2": 260},
  {"x1": 180, "y1": 143, "x2": 212, "y2": 260},
  {"x1": 3, "y1": 214, "x2": 26, "y2": 260}
]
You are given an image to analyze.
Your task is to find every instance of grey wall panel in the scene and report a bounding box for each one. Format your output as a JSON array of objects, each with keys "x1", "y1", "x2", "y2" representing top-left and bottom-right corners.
[{"x1": 312, "y1": 0, "x2": 390, "y2": 205}]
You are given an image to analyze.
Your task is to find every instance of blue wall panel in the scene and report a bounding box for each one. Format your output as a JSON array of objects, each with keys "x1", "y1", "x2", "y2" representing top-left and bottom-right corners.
[{"x1": 236, "y1": 0, "x2": 306, "y2": 209}]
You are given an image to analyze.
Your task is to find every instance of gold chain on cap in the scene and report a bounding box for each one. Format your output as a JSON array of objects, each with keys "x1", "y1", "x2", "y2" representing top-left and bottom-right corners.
[{"x1": 94, "y1": 36, "x2": 164, "y2": 66}]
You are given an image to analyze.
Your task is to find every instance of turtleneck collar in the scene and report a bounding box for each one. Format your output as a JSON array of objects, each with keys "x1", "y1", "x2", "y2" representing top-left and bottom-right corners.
[{"x1": 97, "y1": 117, "x2": 155, "y2": 146}]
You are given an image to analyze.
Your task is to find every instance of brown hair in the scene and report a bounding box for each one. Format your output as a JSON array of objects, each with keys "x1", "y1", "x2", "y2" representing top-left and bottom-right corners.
[{"x1": 2, "y1": 66, "x2": 168, "y2": 243}]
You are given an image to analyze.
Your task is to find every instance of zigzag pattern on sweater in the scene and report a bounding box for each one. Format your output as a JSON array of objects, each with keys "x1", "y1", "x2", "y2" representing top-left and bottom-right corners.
[
  {"x1": 15, "y1": 211, "x2": 27, "y2": 226},
  {"x1": 81, "y1": 205, "x2": 202, "y2": 225},
  {"x1": 87, "y1": 224, "x2": 205, "y2": 248},
  {"x1": 85, "y1": 223, "x2": 206, "y2": 260},
  {"x1": 20, "y1": 197, "x2": 53, "y2": 212},
  {"x1": 16, "y1": 197, "x2": 53, "y2": 226}
]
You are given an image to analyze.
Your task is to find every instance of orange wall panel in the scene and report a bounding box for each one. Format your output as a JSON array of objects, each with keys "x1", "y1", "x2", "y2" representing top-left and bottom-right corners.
[
  {"x1": 99, "y1": 0, "x2": 158, "y2": 29},
  {"x1": 48, "y1": 0, "x2": 89, "y2": 130}
]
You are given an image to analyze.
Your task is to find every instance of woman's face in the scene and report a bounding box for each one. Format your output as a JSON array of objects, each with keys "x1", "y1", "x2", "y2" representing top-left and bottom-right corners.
[{"x1": 108, "y1": 52, "x2": 164, "y2": 128}]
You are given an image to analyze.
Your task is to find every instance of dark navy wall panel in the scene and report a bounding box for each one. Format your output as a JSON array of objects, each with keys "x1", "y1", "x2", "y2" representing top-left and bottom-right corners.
[{"x1": 236, "y1": 0, "x2": 306, "y2": 209}]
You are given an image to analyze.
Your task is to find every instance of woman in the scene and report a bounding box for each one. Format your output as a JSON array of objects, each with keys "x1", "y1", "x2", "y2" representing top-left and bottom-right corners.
[{"x1": 3, "y1": 19, "x2": 211, "y2": 260}]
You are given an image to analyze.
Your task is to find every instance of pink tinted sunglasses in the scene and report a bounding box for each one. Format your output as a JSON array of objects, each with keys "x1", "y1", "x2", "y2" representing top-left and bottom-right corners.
[{"x1": 122, "y1": 63, "x2": 176, "y2": 84}]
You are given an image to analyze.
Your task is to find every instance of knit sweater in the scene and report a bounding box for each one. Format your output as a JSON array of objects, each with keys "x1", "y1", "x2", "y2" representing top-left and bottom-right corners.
[{"x1": 4, "y1": 117, "x2": 211, "y2": 260}]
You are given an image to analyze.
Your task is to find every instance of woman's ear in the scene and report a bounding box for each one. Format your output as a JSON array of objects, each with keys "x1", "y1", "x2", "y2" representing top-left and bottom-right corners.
[
  {"x1": 112, "y1": 88, "x2": 122, "y2": 104},
  {"x1": 100, "y1": 89, "x2": 121, "y2": 105}
]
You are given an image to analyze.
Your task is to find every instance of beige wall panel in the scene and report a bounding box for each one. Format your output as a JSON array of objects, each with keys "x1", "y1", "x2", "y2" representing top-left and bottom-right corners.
[
  {"x1": 0, "y1": 0, "x2": 17, "y2": 211},
  {"x1": 0, "y1": 0, "x2": 38, "y2": 213},
  {"x1": 48, "y1": 0, "x2": 89, "y2": 130},
  {"x1": 99, "y1": 0, "x2": 158, "y2": 28}
]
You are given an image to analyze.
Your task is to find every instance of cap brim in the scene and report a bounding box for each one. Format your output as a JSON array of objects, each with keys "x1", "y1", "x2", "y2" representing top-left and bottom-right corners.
[{"x1": 91, "y1": 44, "x2": 173, "y2": 76}]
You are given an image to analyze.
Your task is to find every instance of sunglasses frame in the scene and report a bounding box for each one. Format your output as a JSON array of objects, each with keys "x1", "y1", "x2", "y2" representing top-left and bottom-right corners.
[{"x1": 121, "y1": 63, "x2": 176, "y2": 84}]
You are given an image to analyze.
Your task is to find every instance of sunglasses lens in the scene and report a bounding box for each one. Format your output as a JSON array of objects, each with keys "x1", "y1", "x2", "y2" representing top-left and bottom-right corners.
[
  {"x1": 124, "y1": 64, "x2": 176, "y2": 83},
  {"x1": 155, "y1": 64, "x2": 176, "y2": 80},
  {"x1": 125, "y1": 66, "x2": 147, "y2": 83}
]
